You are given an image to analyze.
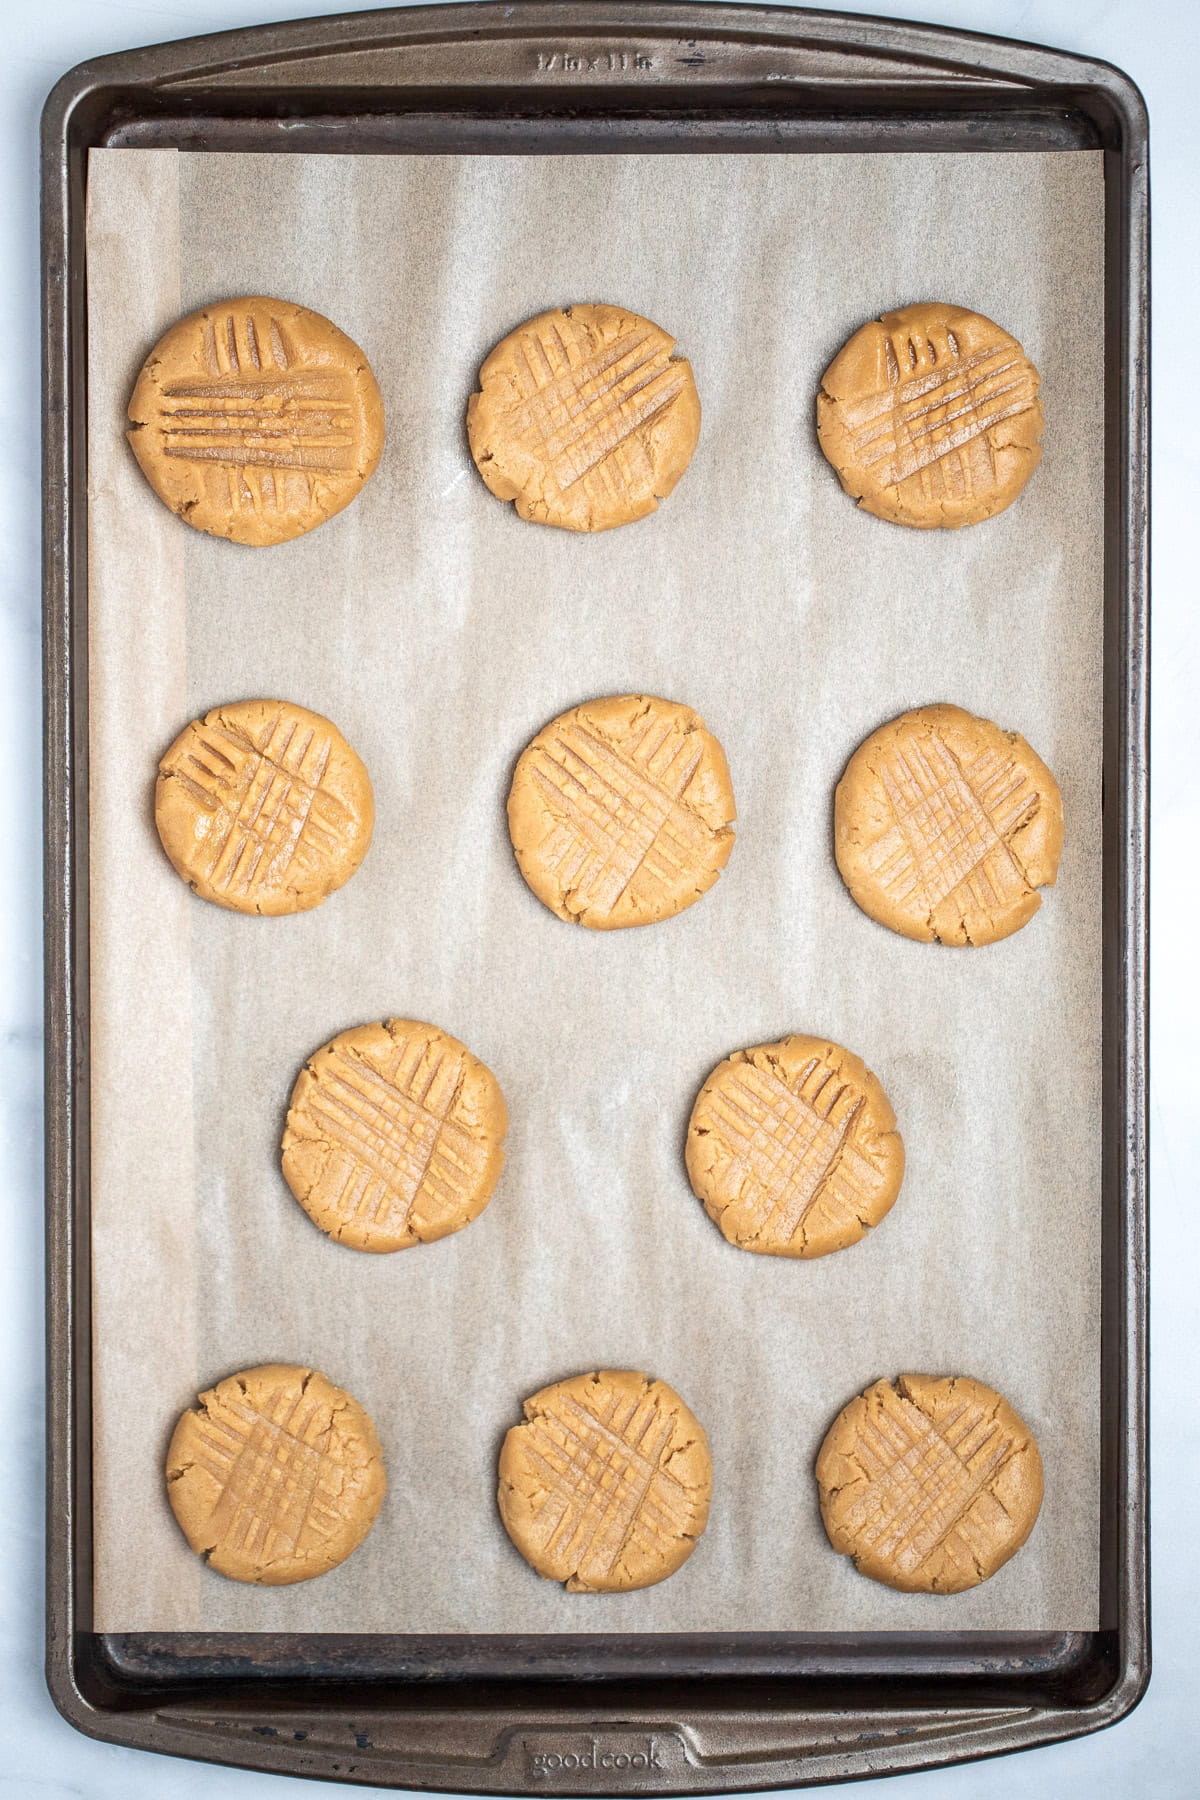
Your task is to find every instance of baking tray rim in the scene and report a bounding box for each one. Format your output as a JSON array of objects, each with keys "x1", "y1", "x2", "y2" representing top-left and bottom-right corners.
[{"x1": 42, "y1": 3, "x2": 1149, "y2": 1791}]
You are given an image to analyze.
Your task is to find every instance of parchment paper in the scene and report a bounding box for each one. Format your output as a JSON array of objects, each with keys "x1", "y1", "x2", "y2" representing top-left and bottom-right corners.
[{"x1": 87, "y1": 147, "x2": 1104, "y2": 1633}]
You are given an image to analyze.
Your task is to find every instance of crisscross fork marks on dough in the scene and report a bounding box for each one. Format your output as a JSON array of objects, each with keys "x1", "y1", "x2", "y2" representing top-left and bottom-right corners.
[
  {"x1": 170, "y1": 711, "x2": 350, "y2": 898},
  {"x1": 843, "y1": 337, "x2": 1037, "y2": 499},
  {"x1": 708, "y1": 1056, "x2": 887, "y2": 1245},
  {"x1": 521, "y1": 1389, "x2": 694, "y2": 1580},
  {"x1": 842, "y1": 1385, "x2": 1020, "y2": 1578},
  {"x1": 529, "y1": 716, "x2": 706, "y2": 918},
  {"x1": 156, "y1": 308, "x2": 356, "y2": 520},
  {"x1": 303, "y1": 1039, "x2": 486, "y2": 1237},
  {"x1": 867, "y1": 734, "x2": 1039, "y2": 916},
  {"x1": 186, "y1": 1382, "x2": 348, "y2": 1562},
  {"x1": 509, "y1": 317, "x2": 687, "y2": 500}
]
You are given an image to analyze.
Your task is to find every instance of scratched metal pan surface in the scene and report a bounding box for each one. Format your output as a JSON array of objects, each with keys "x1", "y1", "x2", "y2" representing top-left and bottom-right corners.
[{"x1": 41, "y1": 3, "x2": 1148, "y2": 1790}]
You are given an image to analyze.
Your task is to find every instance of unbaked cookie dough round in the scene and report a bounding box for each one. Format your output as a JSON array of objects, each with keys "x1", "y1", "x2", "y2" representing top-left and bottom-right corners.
[
  {"x1": 685, "y1": 1035, "x2": 904, "y2": 1258},
  {"x1": 816, "y1": 303, "x2": 1042, "y2": 529},
  {"x1": 127, "y1": 296, "x2": 384, "y2": 545},
  {"x1": 834, "y1": 703, "x2": 1063, "y2": 946},
  {"x1": 281, "y1": 1018, "x2": 507, "y2": 1253},
  {"x1": 466, "y1": 304, "x2": 701, "y2": 532},
  {"x1": 815, "y1": 1373, "x2": 1044, "y2": 1593},
  {"x1": 497, "y1": 1370, "x2": 712, "y2": 1592},
  {"x1": 155, "y1": 698, "x2": 374, "y2": 916},
  {"x1": 165, "y1": 1364, "x2": 385, "y2": 1585},
  {"x1": 507, "y1": 693, "x2": 735, "y2": 930}
]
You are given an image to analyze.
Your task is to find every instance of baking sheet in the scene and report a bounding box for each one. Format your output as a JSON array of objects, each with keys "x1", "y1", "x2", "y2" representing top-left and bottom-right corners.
[{"x1": 86, "y1": 146, "x2": 1104, "y2": 1634}]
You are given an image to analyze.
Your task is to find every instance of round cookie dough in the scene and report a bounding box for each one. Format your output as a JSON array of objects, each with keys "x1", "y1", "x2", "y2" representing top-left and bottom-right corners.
[
  {"x1": 685, "y1": 1036, "x2": 904, "y2": 1258},
  {"x1": 282, "y1": 1018, "x2": 507, "y2": 1253},
  {"x1": 498, "y1": 1370, "x2": 712, "y2": 1593},
  {"x1": 834, "y1": 703, "x2": 1063, "y2": 947},
  {"x1": 165, "y1": 1364, "x2": 386, "y2": 1585},
  {"x1": 816, "y1": 1373, "x2": 1044, "y2": 1593},
  {"x1": 127, "y1": 296, "x2": 384, "y2": 546},
  {"x1": 507, "y1": 694, "x2": 735, "y2": 930},
  {"x1": 466, "y1": 304, "x2": 701, "y2": 532},
  {"x1": 155, "y1": 698, "x2": 374, "y2": 916},
  {"x1": 816, "y1": 303, "x2": 1043, "y2": 529}
]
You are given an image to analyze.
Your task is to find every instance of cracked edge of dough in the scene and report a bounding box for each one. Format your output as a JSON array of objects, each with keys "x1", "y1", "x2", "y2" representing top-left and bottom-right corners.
[
  {"x1": 164, "y1": 1363, "x2": 387, "y2": 1586},
  {"x1": 127, "y1": 296, "x2": 385, "y2": 547},
  {"x1": 814, "y1": 1372, "x2": 1044, "y2": 1593},
  {"x1": 153, "y1": 697, "x2": 375, "y2": 917},
  {"x1": 465, "y1": 304, "x2": 700, "y2": 534},
  {"x1": 832, "y1": 702, "x2": 1064, "y2": 947},
  {"x1": 496, "y1": 1369, "x2": 713, "y2": 1593},
  {"x1": 280, "y1": 1017, "x2": 508, "y2": 1252},
  {"x1": 814, "y1": 303, "x2": 1042, "y2": 531},
  {"x1": 685, "y1": 1035, "x2": 905, "y2": 1258},
  {"x1": 506, "y1": 694, "x2": 736, "y2": 930}
]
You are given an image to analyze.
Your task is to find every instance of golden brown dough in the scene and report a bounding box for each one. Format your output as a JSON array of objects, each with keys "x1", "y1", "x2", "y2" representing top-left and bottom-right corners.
[
  {"x1": 817, "y1": 303, "x2": 1042, "y2": 528},
  {"x1": 127, "y1": 296, "x2": 384, "y2": 545},
  {"x1": 834, "y1": 703, "x2": 1063, "y2": 946},
  {"x1": 467, "y1": 304, "x2": 701, "y2": 532},
  {"x1": 498, "y1": 1370, "x2": 712, "y2": 1592},
  {"x1": 165, "y1": 1364, "x2": 385, "y2": 1585},
  {"x1": 155, "y1": 698, "x2": 374, "y2": 916},
  {"x1": 816, "y1": 1373, "x2": 1044, "y2": 1593},
  {"x1": 686, "y1": 1036, "x2": 904, "y2": 1258},
  {"x1": 282, "y1": 1019, "x2": 507, "y2": 1253},
  {"x1": 507, "y1": 694, "x2": 735, "y2": 930}
]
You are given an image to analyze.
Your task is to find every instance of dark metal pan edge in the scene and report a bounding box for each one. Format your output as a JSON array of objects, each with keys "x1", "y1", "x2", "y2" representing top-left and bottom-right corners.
[{"x1": 42, "y1": 3, "x2": 1149, "y2": 1789}]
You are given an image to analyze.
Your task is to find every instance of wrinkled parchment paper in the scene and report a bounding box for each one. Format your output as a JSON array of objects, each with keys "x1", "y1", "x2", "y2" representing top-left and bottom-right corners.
[{"x1": 87, "y1": 147, "x2": 1104, "y2": 1633}]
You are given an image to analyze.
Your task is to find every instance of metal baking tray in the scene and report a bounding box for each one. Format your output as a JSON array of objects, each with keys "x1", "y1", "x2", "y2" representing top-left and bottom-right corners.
[{"x1": 42, "y1": 3, "x2": 1148, "y2": 1789}]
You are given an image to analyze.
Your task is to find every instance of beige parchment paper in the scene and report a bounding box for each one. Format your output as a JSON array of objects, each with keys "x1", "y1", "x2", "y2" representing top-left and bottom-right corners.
[{"x1": 87, "y1": 146, "x2": 1104, "y2": 1633}]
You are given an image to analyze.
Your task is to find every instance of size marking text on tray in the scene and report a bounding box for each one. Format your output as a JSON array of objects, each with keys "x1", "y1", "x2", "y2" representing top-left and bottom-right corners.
[{"x1": 534, "y1": 51, "x2": 656, "y2": 72}]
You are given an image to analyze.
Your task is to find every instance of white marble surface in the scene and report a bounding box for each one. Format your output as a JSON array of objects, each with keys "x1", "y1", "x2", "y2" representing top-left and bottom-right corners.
[{"x1": 1, "y1": 0, "x2": 1195, "y2": 1794}]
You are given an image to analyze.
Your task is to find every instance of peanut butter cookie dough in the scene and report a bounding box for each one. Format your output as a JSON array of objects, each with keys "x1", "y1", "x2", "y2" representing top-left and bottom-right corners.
[
  {"x1": 127, "y1": 296, "x2": 384, "y2": 545},
  {"x1": 817, "y1": 303, "x2": 1042, "y2": 528},
  {"x1": 816, "y1": 1373, "x2": 1044, "y2": 1593},
  {"x1": 507, "y1": 694, "x2": 735, "y2": 929},
  {"x1": 282, "y1": 1019, "x2": 507, "y2": 1253},
  {"x1": 467, "y1": 304, "x2": 701, "y2": 532},
  {"x1": 498, "y1": 1370, "x2": 712, "y2": 1592},
  {"x1": 165, "y1": 1364, "x2": 385, "y2": 1585},
  {"x1": 155, "y1": 698, "x2": 374, "y2": 916},
  {"x1": 686, "y1": 1036, "x2": 904, "y2": 1258},
  {"x1": 834, "y1": 703, "x2": 1063, "y2": 946}
]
